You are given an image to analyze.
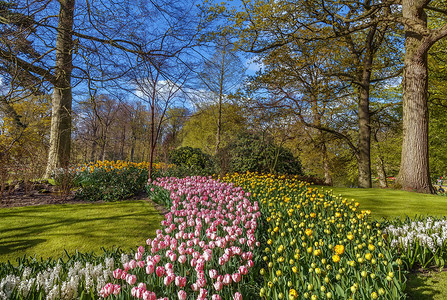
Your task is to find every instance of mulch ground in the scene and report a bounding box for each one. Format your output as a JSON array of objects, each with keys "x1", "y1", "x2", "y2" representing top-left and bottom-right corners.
[{"x1": 0, "y1": 190, "x2": 169, "y2": 214}]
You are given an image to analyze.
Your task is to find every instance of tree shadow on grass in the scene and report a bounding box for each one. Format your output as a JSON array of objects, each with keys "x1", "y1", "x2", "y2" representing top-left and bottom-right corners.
[
  {"x1": 406, "y1": 272, "x2": 442, "y2": 300},
  {"x1": 0, "y1": 201, "x2": 163, "y2": 259},
  {"x1": 0, "y1": 239, "x2": 47, "y2": 257}
]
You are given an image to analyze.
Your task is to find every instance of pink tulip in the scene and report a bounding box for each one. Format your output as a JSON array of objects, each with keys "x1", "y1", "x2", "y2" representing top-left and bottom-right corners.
[
  {"x1": 135, "y1": 251, "x2": 143, "y2": 261},
  {"x1": 191, "y1": 283, "x2": 199, "y2": 291},
  {"x1": 175, "y1": 276, "x2": 186, "y2": 287},
  {"x1": 223, "y1": 274, "x2": 232, "y2": 285},
  {"x1": 113, "y1": 268, "x2": 122, "y2": 279},
  {"x1": 199, "y1": 288, "x2": 208, "y2": 298},
  {"x1": 126, "y1": 274, "x2": 137, "y2": 285},
  {"x1": 143, "y1": 291, "x2": 156, "y2": 300},
  {"x1": 212, "y1": 295, "x2": 222, "y2": 300},
  {"x1": 123, "y1": 262, "x2": 130, "y2": 271},
  {"x1": 137, "y1": 260, "x2": 145, "y2": 268},
  {"x1": 209, "y1": 269, "x2": 218, "y2": 279},
  {"x1": 239, "y1": 265, "x2": 248, "y2": 275},
  {"x1": 232, "y1": 272, "x2": 241, "y2": 283},
  {"x1": 113, "y1": 284, "x2": 121, "y2": 295},
  {"x1": 197, "y1": 278, "x2": 206, "y2": 288},
  {"x1": 156, "y1": 266, "x2": 165, "y2": 277},
  {"x1": 164, "y1": 274, "x2": 175, "y2": 286},
  {"x1": 120, "y1": 271, "x2": 127, "y2": 280},
  {"x1": 247, "y1": 260, "x2": 254, "y2": 268},
  {"x1": 233, "y1": 292, "x2": 243, "y2": 300},
  {"x1": 129, "y1": 259, "x2": 137, "y2": 269},
  {"x1": 213, "y1": 281, "x2": 223, "y2": 291},
  {"x1": 178, "y1": 254, "x2": 187, "y2": 264},
  {"x1": 146, "y1": 262, "x2": 155, "y2": 274},
  {"x1": 177, "y1": 290, "x2": 187, "y2": 300}
]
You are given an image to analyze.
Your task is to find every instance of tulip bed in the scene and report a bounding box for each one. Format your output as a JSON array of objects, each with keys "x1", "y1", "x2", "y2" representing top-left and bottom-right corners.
[
  {"x1": 222, "y1": 172, "x2": 406, "y2": 300},
  {"x1": 4, "y1": 171, "x2": 447, "y2": 299},
  {"x1": 99, "y1": 176, "x2": 262, "y2": 300}
]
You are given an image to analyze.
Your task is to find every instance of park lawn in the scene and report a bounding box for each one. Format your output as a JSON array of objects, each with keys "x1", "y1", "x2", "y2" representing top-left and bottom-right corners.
[
  {"x1": 0, "y1": 200, "x2": 163, "y2": 263},
  {"x1": 314, "y1": 185, "x2": 447, "y2": 220}
]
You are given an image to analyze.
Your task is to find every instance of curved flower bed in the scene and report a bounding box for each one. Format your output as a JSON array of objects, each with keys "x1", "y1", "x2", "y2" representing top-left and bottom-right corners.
[{"x1": 101, "y1": 176, "x2": 261, "y2": 299}]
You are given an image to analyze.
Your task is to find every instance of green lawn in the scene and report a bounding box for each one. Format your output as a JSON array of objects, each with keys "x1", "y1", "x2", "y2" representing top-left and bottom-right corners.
[
  {"x1": 0, "y1": 200, "x2": 163, "y2": 263},
  {"x1": 315, "y1": 185, "x2": 447, "y2": 220}
]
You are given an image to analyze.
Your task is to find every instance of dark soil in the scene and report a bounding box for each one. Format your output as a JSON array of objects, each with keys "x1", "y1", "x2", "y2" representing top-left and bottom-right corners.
[
  {"x1": 0, "y1": 191, "x2": 82, "y2": 208},
  {"x1": 0, "y1": 181, "x2": 169, "y2": 214}
]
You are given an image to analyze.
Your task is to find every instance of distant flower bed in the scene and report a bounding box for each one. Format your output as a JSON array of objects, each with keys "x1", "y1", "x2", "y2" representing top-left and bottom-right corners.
[
  {"x1": 76, "y1": 161, "x2": 174, "y2": 174},
  {"x1": 73, "y1": 161, "x2": 174, "y2": 202}
]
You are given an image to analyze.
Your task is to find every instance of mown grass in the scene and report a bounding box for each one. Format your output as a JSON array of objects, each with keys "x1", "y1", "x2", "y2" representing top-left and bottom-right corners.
[
  {"x1": 0, "y1": 200, "x2": 163, "y2": 263},
  {"x1": 315, "y1": 185, "x2": 447, "y2": 220}
]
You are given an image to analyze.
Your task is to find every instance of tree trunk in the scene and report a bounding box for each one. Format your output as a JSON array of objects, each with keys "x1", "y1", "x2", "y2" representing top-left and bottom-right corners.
[
  {"x1": 358, "y1": 85, "x2": 372, "y2": 188},
  {"x1": 376, "y1": 156, "x2": 388, "y2": 188},
  {"x1": 215, "y1": 49, "x2": 226, "y2": 155},
  {"x1": 45, "y1": 0, "x2": 75, "y2": 178},
  {"x1": 321, "y1": 141, "x2": 333, "y2": 186},
  {"x1": 398, "y1": 0, "x2": 434, "y2": 193}
]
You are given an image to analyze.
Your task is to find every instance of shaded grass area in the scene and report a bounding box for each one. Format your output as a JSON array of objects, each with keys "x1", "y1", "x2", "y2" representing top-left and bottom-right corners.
[
  {"x1": 0, "y1": 200, "x2": 163, "y2": 263},
  {"x1": 406, "y1": 270, "x2": 447, "y2": 300},
  {"x1": 314, "y1": 186, "x2": 447, "y2": 220}
]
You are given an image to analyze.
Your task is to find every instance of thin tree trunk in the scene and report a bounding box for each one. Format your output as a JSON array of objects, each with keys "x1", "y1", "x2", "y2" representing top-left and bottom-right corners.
[
  {"x1": 398, "y1": 0, "x2": 434, "y2": 193},
  {"x1": 45, "y1": 0, "x2": 75, "y2": 177},
  {"x1": 321, "y1": 141, "x2": 333, "y2": 186},
  {"x1": 215, "y1": 49, "x2": 226, "y2": 155},
  {"x1": 376, "y1": 156, "x2": 388, "y2": 188}
]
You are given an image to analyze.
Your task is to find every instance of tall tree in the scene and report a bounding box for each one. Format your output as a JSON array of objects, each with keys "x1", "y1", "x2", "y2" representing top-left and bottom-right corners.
[
  {"x1": 396, "y1": 0, "x2": 447, "y2": 193},
  {"x1": 207, "y1": 0, "x2": 446, "y2": 192},
  {"x1": 45, "y1": 0, "x2": 75, "y2": 176},
  {"x1": 1, "y1": 0, "x2": 204, "y2": 177},
  {"x1": 198, "y1": 37, "x2": 245, "y2": 155}
]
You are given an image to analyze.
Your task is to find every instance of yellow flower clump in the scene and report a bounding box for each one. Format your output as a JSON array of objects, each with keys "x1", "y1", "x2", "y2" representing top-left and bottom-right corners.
[
  {"x1": 222, "y1": 171, "x2": 405, "y2": 300},
  {"x1": 77, "y1": 160, "x2": 174, "y2": 173}
]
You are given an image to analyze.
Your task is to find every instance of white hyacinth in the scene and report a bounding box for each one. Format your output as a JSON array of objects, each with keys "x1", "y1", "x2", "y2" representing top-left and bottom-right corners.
[
  {"x1": 385, "y1": 217, "x2": 447, "y2": 253},
  {"x1": 0, "y1": 256, "x2": 118, "y2": 299}
]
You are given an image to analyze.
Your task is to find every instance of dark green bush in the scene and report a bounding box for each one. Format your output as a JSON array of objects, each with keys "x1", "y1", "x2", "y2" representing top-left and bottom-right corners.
[
  {"x1": 74, "y1": 167, "x2": 148, "y2": 201},
  {"x1": 228, "y1": 133, "x2": 302, "y2": 175},
  {"x1": 168, "y1": 146, "x2": 215, "y2": 172}
]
